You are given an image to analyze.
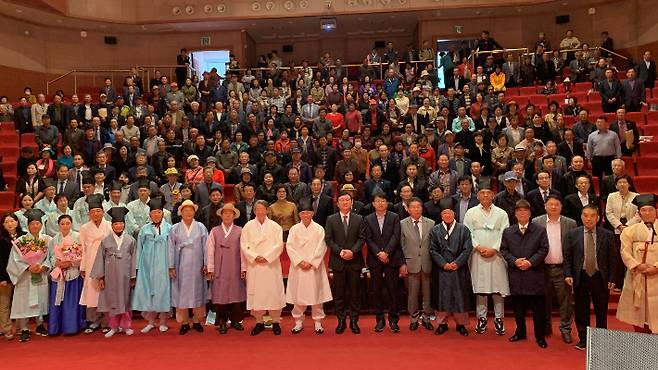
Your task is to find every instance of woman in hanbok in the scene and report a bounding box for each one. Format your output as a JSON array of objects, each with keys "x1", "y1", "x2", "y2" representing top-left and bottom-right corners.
[
  {"x1": 285, "y1": 200, "x2": 332, "y2": 335},
  {"x1": 44, "y1": 194, "x2": 73, "y2": 237},
  {"x1": 0, "y1": 213, "x2": 25, "y2": 340},
  {"x1": 133, "y1": 198, "x2": 172, "y2": 334},
  {"x1": 168, "y1": 200, "x2": 208, "y2": 335},
  {"x1": 47, "y1": 214, "x2": 85, "y2": 335},
  {"x1": 91, "y1": 207, "x2": 137, "y2": 338},
  {"x1": 7, "y1": 209, "x2": 51, "y2": 342},
  {"x1": 207, "y1": 203, "x2": 246, "y2": 334},
  {"x1": 15, "y1": 194, "x2": 37, "y2": 232}
]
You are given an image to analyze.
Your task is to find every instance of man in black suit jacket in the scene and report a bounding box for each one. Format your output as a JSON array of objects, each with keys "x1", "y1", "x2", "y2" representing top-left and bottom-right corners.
[
  {"x1": 309, "y1": 178, "x2": 334, "y2": 227},
  {"x1": 564, "y1": 204, "x2": 618, "y2": 350},
  {"x1": 621, "y1": 69, "x2": 646, "y2": 112},
  {"x1": 500, "y1": 200, "x2": 549, "y2": 348},
  {"x1": 55, "y1": 164, "x2": 80, "y2": 203},
  {"x1": 599, "y1": 158, "x2": 637, "y2": 201},
  {"x1": 370, "y1": 145, "x2": 400, "y2": 185},
  {"x1": 362, "y1": 190, "x2": 402, "y2": 333},
  {"x1": 324, "y1": 191, "x2": 365, "y2": 334},
  {"x1": 452, "y1": 176, "x2": 479, "y2": 223},
  {"x1": 557, "y1": 129, "x2": 585, "y2": 165},
  {"x1": 610, "y1": 108, "x2": 641, "y2": 157},
  {"x1": 363, "y1": 164, "x2": 393, "y2": 203},
  {"x1": 637, "y1": 50, "x2": 657, "y2": 89},
  {"x1": 599, "y1": 69, "x2": 623, "y2": 113},
  {"x1": 234, "y1": 185, "x2": 256, "y2": 228},
  {"x1": 564, "y1": 175, "x2": 600, "y2": 225},
  {"x1": 526, "y1": 170, "x2": 562, "y2": 217}
]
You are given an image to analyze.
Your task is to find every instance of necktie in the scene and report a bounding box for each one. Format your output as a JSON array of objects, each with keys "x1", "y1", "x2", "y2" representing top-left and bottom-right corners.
[
  {"x1": 59, "y1": 181, "x2": 65, "y2": 194},
  {"x1": 618, "y1": 122, "x2": 626, "y2": 142},
  {"x1": 543, "y1": 191, "x2": 548, "y2": 202},
  {"x1": 342, "y1": 215, "x2": 349, "y2": 236},
  {"x1": 520, "y1": 226, "x2": 526, "y2": 235},
  {"x1": 313, "y1": 197, "x2": 319, "y2": 213},
  {"x1": 76, "y1": 169, "x2": 81, "y2": 185},
  {"x1": 585, "y1": 230, "x2": 597, "y2": 276},
  {"x1": 414, "y1": 220, "x2": 421, "y2": 240}
]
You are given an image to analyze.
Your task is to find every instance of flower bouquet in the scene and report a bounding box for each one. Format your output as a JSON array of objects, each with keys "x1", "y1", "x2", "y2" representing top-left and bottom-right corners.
[
  {"x1": 50, "y1": 240, "x2": 82, "y2": 280},
  {"x1": 14, "y1": 236, "x2": 48, "y2": 283}
]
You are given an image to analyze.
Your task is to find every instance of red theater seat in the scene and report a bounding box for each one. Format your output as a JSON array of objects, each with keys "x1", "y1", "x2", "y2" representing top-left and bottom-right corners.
[{"x1": 634, "y1": 176, "x2": 658, "y2": 193}]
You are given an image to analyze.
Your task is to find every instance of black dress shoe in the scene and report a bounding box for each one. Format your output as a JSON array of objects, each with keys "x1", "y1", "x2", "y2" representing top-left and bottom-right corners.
[
  {"x1": 575, "y1": 341, "x2": 586, "y2": 351},
  {"x1": 315, "y1": 327, "x2": 324, "y2": 335},
  {"x1": 250, "y1": 323, "x2": 265, "y2": 336},
  {"x1": 374, "y1": 320, "x2": 385, "y2": 333},
  {"x1": 475, "y1": 317, "x2": 487, "y2": 334},
  {"x1": 179, "y1": 324, "x2": 190, "y2": 335},
  {"x1": 508, "y1": 334, "x2": 527, "y2": 342},
  {"x1": 456, "y1": 325, "x2": 469, "y2": 336},
  {"x1": 217, "y1": 323, "x2": 228, "y2": 334},
  {"x1": 537, "y1": 338, "x2": 548, "y2": 348},
  {"x1": 494, "y1": 318, "x2": 505, "y2": 336},
  {"x1": 421, "y1": 319, "x2": 434, "y2": 331},
  {"x1": 291, "y1": 326, "x2": 303, "y2": 334},
  {"x1": 434, "y1": 323, "x2": 448, "y2": 335},
  {"x1": 335, "y1": 320, "x2": 346, "y2": 334},
  {"x1": 35, "y1": 324, "x2": 48, "y2": 337},
  {"x1": 389, "y1": 322, "x2": 400, "y2": 333},
  {"x1": 409, "y1": 322, "x2": 419, "y2": 331},
  {"x1": 349, "y1": 321, "x2": 360, "y2": 334},
  {"x1": 18, "y1": 330, "x2": 30, "y2": 343},
  {"x1": 192, "y1": 323, "x2": 204, "y2": 333},
  {"x1": 232, "y1": 322, "x2": 245, "y2": 331},
  {"x1": 561, "y1": 332, "x2": 573, "y2": 344},
  {"x1": 272, "y1": 323, "x2": 281, "y2": 335}
]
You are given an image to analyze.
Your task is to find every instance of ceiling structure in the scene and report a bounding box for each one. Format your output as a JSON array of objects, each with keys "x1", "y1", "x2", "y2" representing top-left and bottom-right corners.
[{"x1": 0, "y1": 0, "x2": 616, "y2": 42}]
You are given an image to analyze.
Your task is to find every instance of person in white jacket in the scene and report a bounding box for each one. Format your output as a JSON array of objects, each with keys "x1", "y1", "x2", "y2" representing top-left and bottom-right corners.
[{"x1": 285, "y1": 199, "x2": 333, "y2": 335}]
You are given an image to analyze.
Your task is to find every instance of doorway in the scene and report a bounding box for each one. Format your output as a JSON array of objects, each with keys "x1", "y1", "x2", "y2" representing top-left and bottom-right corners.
[
  {"x1": 190, "y1": 50, "x2": 231, "y2": 77},
  {"x1": 435, "y1": 39, "x2": 477, "y2": 89}
]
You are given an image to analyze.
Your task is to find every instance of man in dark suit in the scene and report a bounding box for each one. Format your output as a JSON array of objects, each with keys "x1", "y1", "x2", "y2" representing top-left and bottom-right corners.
[
  {"x1": 564, "y1": 204, "x2": 618, "y2": 350},
  {"x1": 599, "y1": 68, "x2": 623, "y2": 113},
  {"x1": 55, "y1": 164, "x2": 80, "y2": 203},
  {"x1": 557, "y1": 129, "x2": 585, "y2": 165},
  {"x1": 452, "y1": 176, "x2": 479, "y2": 223},
  {"x1": 309, "y1": 178, "x2": 334, "y2": 228},
  {"x1": 324, "y1": 191, "x2": 365, "y2": 334},
  {"x1": 532, "y1": 195, "x2": 577, "y2": 343},
  {"x1": 362, "y1": 190, "x2": 402, "y2": 333},
  {"x1": 362, "y1": 164, "x2": 393, "y2": 204},
  {"x1": 95, "y1": 151, "x2": 116, "y2": 183},
  {"x1": 637, "y1": 50, "x2": 657, "y2": 89},
  {"x1": 621, "y1": 69, "x2": 646, "y2": 112},
  {"x1": 610, "y1": 108, "x2": 641, "y2": 157},
  {"x1": 599, "y1": 158, "x2": 637, "y2": 201},
  {"x1": 500, "y1": 199, "x2": 549, "y2": 348},
  {"x1": 526, "y1": 170, "x2": 562, "y2": 217},
  {"x1": 195, "y1": 187, "x2": 224, "y2": 230},
  {"x1": 234, "y1": 183, "x2": 256, "y2": 227},
  {"x1": 370, "y1": 144, "x2": 400, "y2": 185},
  {"x1": 564, "y1": 176, "x2": 601, "y2": 226},
  {"x1": 311, "y1": 136, "x2": 338, "y2": 182}
]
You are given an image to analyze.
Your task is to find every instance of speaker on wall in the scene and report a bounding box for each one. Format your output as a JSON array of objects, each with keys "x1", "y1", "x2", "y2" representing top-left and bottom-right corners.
[
  {"x1": 104, "y1": 36, "x2": 118, "y2": 45},
  {"x1": 282, "y1": 44, "x2": 293, "y2": 53},
  {"x1": 555, "y1": 15, "x2": 570, "y2": 24},
  {"x1": 374, "y1": 40, "x2": 386, "y2": 49}
]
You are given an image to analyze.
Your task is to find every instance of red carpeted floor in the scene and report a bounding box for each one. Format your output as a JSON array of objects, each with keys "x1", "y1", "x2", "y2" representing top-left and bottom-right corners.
[{"x1": 2, "y1": 313, "x2": 635, "y2": 370}]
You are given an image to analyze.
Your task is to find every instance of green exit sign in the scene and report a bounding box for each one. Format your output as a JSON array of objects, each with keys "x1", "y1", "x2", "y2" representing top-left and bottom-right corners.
[
  {"x1": 454, "y1": 25, "x2": 464, "y2": 34},
  {"x1": 201, "y1": 36, "x2": 211, "y2": 46}
]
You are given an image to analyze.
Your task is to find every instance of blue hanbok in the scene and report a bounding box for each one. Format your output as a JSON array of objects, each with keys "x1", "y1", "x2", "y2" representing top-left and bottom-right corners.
[{"x1": 133, "y1": 222, "x2": 173, "y2": 313}]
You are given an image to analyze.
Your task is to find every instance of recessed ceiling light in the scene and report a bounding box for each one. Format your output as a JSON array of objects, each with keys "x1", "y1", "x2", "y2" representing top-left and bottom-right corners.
[
  {"x1": 56, "y1": 19, "x2": 63, "y2": 23},
  {"x1": 15, "y1": 9, "x2": 23, "y2": 13}
]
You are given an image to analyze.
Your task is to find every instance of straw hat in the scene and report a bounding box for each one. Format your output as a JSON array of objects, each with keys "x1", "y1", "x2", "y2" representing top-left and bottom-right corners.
[
  {"x1": 177, "y1": 199, "x2": 198, "y2": 216},
  {"x1": 217, "y1": 203, "x2": 240, "y2": 219}
]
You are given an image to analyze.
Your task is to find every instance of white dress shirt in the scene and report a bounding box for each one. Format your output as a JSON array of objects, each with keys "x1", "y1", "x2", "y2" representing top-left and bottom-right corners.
[{"x1": 544, "y1": 216, "x2": 563, "y2": 264}]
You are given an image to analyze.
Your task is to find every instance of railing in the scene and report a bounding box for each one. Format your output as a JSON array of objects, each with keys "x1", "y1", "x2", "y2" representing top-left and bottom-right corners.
[{"x1": 46, "y1": 64, "x2": 197, "y2": 96}]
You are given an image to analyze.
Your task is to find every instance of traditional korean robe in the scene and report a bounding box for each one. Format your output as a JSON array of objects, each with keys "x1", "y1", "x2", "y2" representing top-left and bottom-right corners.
[
  {"x1": 47, "y1": 231, "x2": 85, "y2": 334},
  {"x1": 78, "y1": 219, "x2": 113, "y2": 307},
  {"x1": 126, "y1": 199, "x2": 172, "y2": 236},
  {"x1": 207, "y1": 224, "x2": 246, "y2": 304},
  {"x1": 285, "y1": 220, "x2": 332, "y2": 306},
  {"x1": 90, "y1": 233, "x2": 137, "y2": 316},
  {"x1": 168, "y1": 220, "x2": 208, "y2": 309},
  {"x1": 240, "y1": 217, "x2": 286, "y2": 311},
  {"x1": 44, "y1": 208, "x2": 74, "y2": 237},
  {"x1": 429, "y1": 222, "x2": 474, "y2": 313},
  {"x1": 617, "y1": 221, "x2": 658, "y2": 333},
  {"x1": 72, "y1": 196, "x2": 91, "y2": 230},
  {"x1": 463, "y1": 204, "x2": 510, "y2": 296},
  {"x1": 7, "y1": 233, "x2": 52, "y2": 319},
  {"x1": 132, "y1": 222, "x2": 172, "y2": 313}
]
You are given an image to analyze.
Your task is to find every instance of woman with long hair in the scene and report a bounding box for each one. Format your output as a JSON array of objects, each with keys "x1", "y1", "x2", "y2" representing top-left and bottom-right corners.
[
  {"x1": 0, "y1": 213, "x2": 25, "y2": 340},
  {"x1": 16, "y1": 163, "x2": 44, "y2": 203}
]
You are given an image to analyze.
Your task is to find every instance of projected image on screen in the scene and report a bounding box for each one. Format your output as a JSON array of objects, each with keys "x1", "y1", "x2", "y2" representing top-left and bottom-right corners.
[{"x1": 191, "y1": 50, "x2": 231, "y2": 78}]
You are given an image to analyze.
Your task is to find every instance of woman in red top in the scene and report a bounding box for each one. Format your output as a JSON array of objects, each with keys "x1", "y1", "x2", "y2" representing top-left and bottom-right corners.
[
  {"x1": 417, "y1": 135, "x2": 436, "y2": 173},
  {"x1": 275, "y1": 130, "x2": 292, "y2": 154},
  {"x1": 327, "y1": 103, "x2": 345, "y2": 136},
  {"x1": 344, "y1": 102, "x2": 362, "y2": 135}
]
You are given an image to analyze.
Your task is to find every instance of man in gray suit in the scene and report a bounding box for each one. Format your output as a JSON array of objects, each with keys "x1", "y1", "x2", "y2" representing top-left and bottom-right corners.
[
  {"x1": 400, "y1": 197, "x2": 435, "y2": 331},
  {"x1": 531, "y1": 195, "x2": 577, "y2": 344},
  {"x1": 502, "y1": 53, "x2": 520, "y2": 87}
]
